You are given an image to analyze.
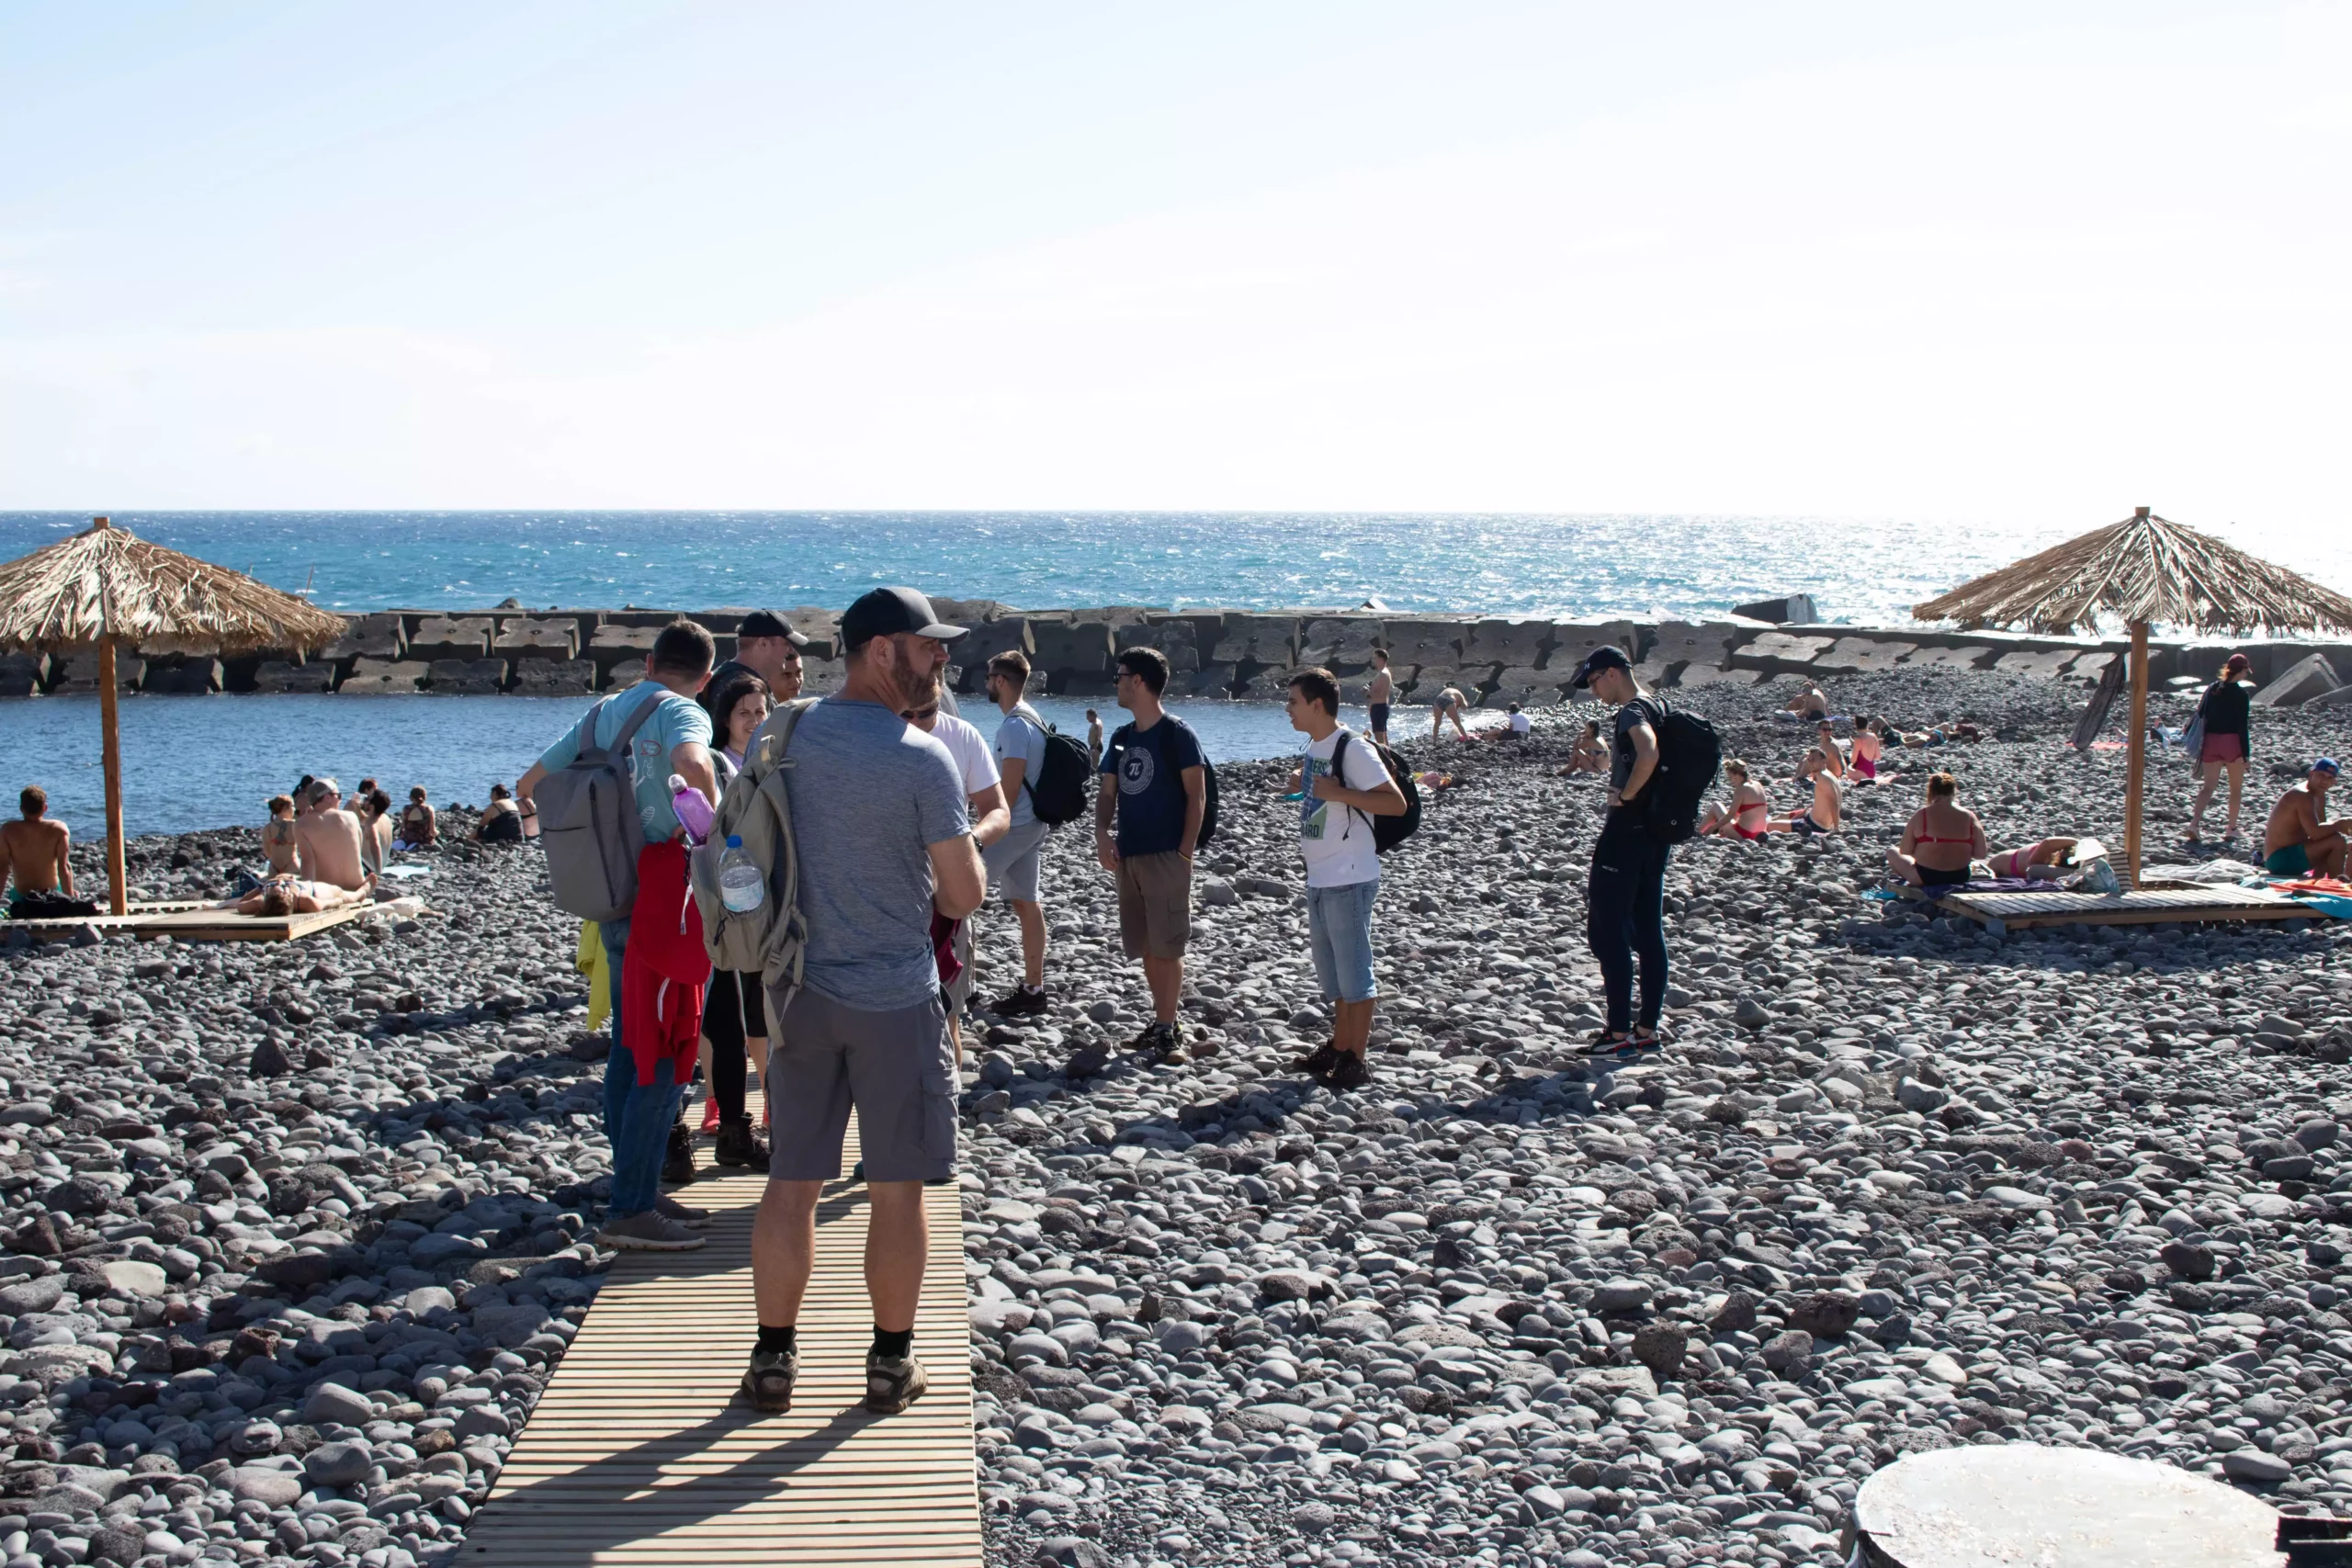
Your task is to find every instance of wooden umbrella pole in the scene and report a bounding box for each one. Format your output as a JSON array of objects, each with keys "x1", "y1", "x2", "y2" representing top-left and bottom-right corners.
[
  {"x1": 2125, "y1": 619, "x2": 2149, "y2": 890},
  {"x1": 97, "y1": 632, "x2": 129, "y2": 916}
]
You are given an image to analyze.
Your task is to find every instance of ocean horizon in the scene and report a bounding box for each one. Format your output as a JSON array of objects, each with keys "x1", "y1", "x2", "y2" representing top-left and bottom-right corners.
[{"x1": 9, "y1": 508, "x2": 2296, "y2": 629}]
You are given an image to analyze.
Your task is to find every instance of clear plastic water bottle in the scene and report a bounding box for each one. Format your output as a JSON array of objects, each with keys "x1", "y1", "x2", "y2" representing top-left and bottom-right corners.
[
  {"x1": 718, "y1": 835, "x2": 765, "y2": 914},
  {"x1": 669, "y1": 773, "x2": 716, "y2": 845}
]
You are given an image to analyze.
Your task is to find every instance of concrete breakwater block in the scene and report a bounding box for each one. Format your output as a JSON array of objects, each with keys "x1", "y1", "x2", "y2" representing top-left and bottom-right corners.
[
  {"x1": 139, "y1": 656, "x2": 220, "y2": 694},
  {"x1": 48, "y1": 651, "x2": 142, "y2": 693},
  {"x1": 1900, "y1": 645, "x2": 1990, "y2": 671},
  {"x1": 1462, "y1": 618, "x2": 1552, "y2": 670},
  {"x1": 1409, "y1": 665, "x2": 1496, "y2": 702},
  {"x1": 1110, "y1": 616, "x2": 1204, "y2": 672},
  {"x1": 493, "y1": 619, "x2": 579, "y2": 660},
  {"x1": 1849, "y1": 1442, "x2": 2279, "y2": 1568},
  {"x1": 1168, "y1": 663, "x2": 1238, "y2": 698},
  {"x1": 510, "y1": 659, "x2": 596, "y2": 696},
  {"x1": 323, "y1": 612, "x2": 406, "y2": 663},
  {"x1": 1727, "y1": 631, "x2": 1837, "y2": 672},
  {"x1": 1484, "y1": 666, "x2": 1562, "y2": 707},
  {"x1": 1029, "y1": 619, "x2": 1116, "y2": 690},
  {"x1": 339, "y1": 659, "x2": 427, "y2": 694},
  {"x1": 407, "y1": 615, "x2": 493, "y2": 661},
  {"x1": 1991, "y1": 649, "x2": 2077, "y2": 679},
  {"x1": 1673, "y1": 664, "x2": 1761, "y2": 689},
  {"x1": 1381, "y1": 620, "x2": 1468, "y2": 668},
  {"x1": 1815, "y1": 637, "x2": 1917, "y2": 673},
  {"x1": 2255, "y1": 652, "x2": 2346, "y2": 708},
  {"x1": 587, "y1": 624, "x2": 660, "y2": 672},
  {"x1": 0, "y1": 652, "x2": 49, "y2": 697},
  {"x1": 1645, "y1": 621, "x2": 1747, "y2": 676},
  {"x1": 429, "y1": 658, "x2": 511, "y2": 694},
  {"x1": 1297, "y1": 616, "x2": 1384, "y2": 668},
  {"x1": 1208, "y1": 613, "x2": 1299, "y2": 669},
  {"x1": 247, "y1": 659, "x2": 334, "y2": 694}
]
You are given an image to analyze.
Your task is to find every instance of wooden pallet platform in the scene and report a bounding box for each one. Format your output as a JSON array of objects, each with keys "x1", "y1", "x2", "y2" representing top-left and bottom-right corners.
[
  {"x1": 6, "y1": 895, "x2": 425, "y2": 943},
  {"x1": 1928, "y1": 880, "x2": 2312, "y2": 935},
  {"x1": 459, "y1": 1127, "x2": 981, "y2": 1566}
]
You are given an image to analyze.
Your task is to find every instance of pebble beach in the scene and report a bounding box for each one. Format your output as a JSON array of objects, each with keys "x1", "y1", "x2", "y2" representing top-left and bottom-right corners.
[{"x1": 3, "y1": 669, "x2": 2350, "y2": 1568}]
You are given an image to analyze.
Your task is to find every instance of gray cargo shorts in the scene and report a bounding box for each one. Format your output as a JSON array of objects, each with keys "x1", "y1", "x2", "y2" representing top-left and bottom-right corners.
[
  {"x1": 763, "y1": 986, "x2": 956, "y2": 1183},
  {"x1": 981, "y1": 818, "x2": 1050, "y2": 905}
]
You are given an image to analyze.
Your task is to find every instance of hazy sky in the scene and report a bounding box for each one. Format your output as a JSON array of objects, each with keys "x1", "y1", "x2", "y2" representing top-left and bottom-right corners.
[{"x1": 3, "y1": 3, "x2": 2346, "y2": 538}]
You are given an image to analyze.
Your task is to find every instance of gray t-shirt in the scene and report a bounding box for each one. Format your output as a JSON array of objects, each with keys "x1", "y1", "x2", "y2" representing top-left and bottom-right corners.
[
  {"x1": 994, "y1": 704, "x2": 1049, "y2": 829},
  {"x1": 785, "y1": 697, "x2": 970, "y2": 1010}
]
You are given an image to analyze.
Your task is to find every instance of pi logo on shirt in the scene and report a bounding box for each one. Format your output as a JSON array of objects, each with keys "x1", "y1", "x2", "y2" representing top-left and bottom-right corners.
[{"x1": 1119, "y1": 745, "x2": 1156, "y2": 795}]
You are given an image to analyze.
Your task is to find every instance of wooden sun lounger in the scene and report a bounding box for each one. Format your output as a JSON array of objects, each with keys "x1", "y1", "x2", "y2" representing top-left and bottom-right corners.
[
  {"x1": 459, "y1": 1123, "x2": 983, "y2": 1566},
  {"x1": 6, "y1": 895, "x2": 425, "y2": 944},
  {"x1": 1907, "y1": 879, "x2": 2315, "y2": 936}
]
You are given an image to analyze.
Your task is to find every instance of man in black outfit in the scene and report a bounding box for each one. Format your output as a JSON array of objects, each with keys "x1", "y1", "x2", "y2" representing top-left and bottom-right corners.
[
  {"x1": 704, "y1": 609, "x2": 809, "y2": 717},
  {"x1": 1571, "y1": 646, "x2": 1668, "y2": 1055}
]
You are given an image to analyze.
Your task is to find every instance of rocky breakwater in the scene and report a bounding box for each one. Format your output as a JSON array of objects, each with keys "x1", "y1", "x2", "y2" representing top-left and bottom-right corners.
[
  {"x1": 9, "y1": 598, "x2": 2352, "y2": 717},
  {"x1": 0, "y1": 828, "x2": 606, "y2": 1568},
  {"x1": 950, "y1": 669, "x2": 2352, "y2": 1568}
]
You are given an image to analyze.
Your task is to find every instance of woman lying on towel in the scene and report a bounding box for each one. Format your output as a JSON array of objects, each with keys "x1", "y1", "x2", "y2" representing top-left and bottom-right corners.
[
  {"x1": 1980, "y1": 838, "x2": 2082, "y2": 881},
  {"x1": 218, "y1": 875, "x2": 368, "y2": 917},
  {"x1": 1885, "y1": 772, "x2": 1985, "y2": 887}
]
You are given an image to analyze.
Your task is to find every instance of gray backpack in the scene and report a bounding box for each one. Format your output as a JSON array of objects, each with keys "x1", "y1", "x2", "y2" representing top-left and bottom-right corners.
[
  {"x1": 688, "y1": 698, "x2": 816, "y2": 995},
  {"x1": 537, "y1": 694, "x2": 659, "y2": 923}
]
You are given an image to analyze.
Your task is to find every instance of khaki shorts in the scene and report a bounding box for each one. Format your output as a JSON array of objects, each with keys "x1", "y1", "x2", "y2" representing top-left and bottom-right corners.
[
  {"x1": 1115, "y1": 849, "x2": 1193, "y2": 960},
  {"x1": 763, "y1": 986, "x2": 956, "y2": 1183}
]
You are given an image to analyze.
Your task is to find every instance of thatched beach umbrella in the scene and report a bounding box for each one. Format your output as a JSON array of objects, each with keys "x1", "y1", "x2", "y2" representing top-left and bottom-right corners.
[
  {"x1": 1915, "y1": 506, "x2": 2352, "y2": 887},
  {"x1": 0, "y1": 517, "x2": 345, "y2": 914}
]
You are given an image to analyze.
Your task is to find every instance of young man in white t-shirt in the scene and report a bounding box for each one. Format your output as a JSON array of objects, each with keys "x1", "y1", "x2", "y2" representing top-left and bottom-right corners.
[
  {"x1": 904, "y1": 681, "x2": 1010, "y2": 1060},
  {"x1": 1281, "y1": 667, "x2": 1407, "y2": 1091},
  {"x1": 982, "y1": 651, "x2": 1054, "y2": 1017}
]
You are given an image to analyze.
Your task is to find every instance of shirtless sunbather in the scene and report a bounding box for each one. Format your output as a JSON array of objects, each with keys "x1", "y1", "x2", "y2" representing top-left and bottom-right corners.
[
  {"x1": 2, "y1": 787, "x2": 75, "y2": 915},
  {"x1": 1783, "y1": 683, "x2": 1828, "y2": 719},
  {"x1": 2264, "y1": 760, "x2": 2346, "y2": 878},
  {"x1": 1770, "y1": 748, "x2": 1843, "y2": 836},
  {"x1": 220, "y1": 874, "x2": 366, "y2": 918},
  {"x1": 293, "y1": 779, "x2": 375, "y2": 894}
]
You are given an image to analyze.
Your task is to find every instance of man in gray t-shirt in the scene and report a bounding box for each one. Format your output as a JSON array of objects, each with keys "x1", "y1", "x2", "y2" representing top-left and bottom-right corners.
[
  {"x1": 747, "y1": 588, "x2": 984, "y2": 1424},
  {"x1": 980, "y1": 649, "x2": 1055, "y2": 1017}
]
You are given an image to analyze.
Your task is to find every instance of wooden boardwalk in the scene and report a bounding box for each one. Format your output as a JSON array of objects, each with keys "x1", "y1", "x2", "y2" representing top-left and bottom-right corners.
[{"x1": 459, "y1": 1126, "x2": 982, "y2": 1565}]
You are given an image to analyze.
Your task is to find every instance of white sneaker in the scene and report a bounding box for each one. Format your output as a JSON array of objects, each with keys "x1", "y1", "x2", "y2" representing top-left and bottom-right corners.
[{"x1": 597, "y1": 1212, "x2": 706, "y2": 1251}]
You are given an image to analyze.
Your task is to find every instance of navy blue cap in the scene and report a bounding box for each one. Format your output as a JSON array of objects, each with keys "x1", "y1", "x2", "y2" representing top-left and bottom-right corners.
[{"x1": 1569, "y1": 645, "x2": 1634, "y2": 689}]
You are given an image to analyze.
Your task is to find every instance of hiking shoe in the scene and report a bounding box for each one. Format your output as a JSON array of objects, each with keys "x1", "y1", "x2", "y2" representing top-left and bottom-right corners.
[
  {"x1": 1323, "y1": 1050, "x2": 1370, "y2": 1092},
  {"x1": 653, "y1": 1193, "x2": 710, "y2": 1228},
  {"x1": 990, "y1": 986, "x2": 1049, "y2": 1018},
  {"x1": 1292, "y1": 1042, "x2": 1342, "y2": 1080},
  {"x1": 865, "y1": 1350, "x2": 930, "y2": 1415},
  {"x1": 1139, "y1": 1021, "x2": 1184, "y2": 1064},
  {"x1": 713, "y1": 1118, "x2": 769, "y2": 1169},
  {"x1": 596, "y1": 1212, "x2": 706, "y2": 1251},
  {"x1": 741, "y1": 1346, "x2": 797, "y2": 1413},
  {"x1": 662, "y1": 1122, "x2": 696, "y2": 1186},
  {"x1": 1064, "y1": 1044, "x2": 1110, "y2": 1079}
]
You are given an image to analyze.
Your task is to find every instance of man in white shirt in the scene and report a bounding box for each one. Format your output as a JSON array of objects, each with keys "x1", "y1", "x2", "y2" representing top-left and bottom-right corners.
[
  {"x1": 982, "y1": 651, "x2": 1055, "y2": 1017},
  {"x1": 904, "y1": 678, "x2": 1008, "y2": 1058},
  {"x1": 1280, "y1": 667, "x2": 1405, "y2": 1091}
]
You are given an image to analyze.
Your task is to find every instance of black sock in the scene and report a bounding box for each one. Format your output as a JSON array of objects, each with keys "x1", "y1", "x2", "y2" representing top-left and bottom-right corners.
[
  {"x1": 757, "y1": 1325, "x2": 796, "y2": 1356},
  {"x1": 872, "y1": 1326, "x2": 913, "y2": 1359}
]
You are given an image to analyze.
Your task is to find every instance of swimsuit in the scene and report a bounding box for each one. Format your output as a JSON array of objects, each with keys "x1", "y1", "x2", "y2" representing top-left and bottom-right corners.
[
  {"x1": 1918, "y1": 863, "x2": 1972, "y2": 887},
  {"x1": 2267, "y1": 843, "x2": 2314, "y2": 876},
  {"x1": 1853, "y1": 750, "x2": 1879, "y2": 781},
  {"x1": 1369, "y1": 703, "x2": 1391, "y2": 732},
  {"x1": 1731, "y1": 801, "x2": 1770, "y2": 840}
]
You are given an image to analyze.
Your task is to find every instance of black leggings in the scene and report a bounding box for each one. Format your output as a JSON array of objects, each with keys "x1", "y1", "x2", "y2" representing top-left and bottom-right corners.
[
  {"x1": 705, "y1": 969, "x2": 767, "y2": 1122},
  {"x1": 1587, "y1": 815, "x2": 1671, "y2": 1034}
]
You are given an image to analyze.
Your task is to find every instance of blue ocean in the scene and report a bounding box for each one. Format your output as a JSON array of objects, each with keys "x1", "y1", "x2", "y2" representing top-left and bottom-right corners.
[{"x1": 6, "y1": 511, "x2": 2345, "y2": 840}]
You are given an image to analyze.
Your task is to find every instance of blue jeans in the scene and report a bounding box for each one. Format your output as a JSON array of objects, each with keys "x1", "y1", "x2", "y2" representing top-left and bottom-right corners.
[
  {"x1": 597, "y1": 916, "x2": 683, "y2": 1218},
  {"x1": 1586, "y1": 814, "x2": 1670, "y2": 1034},
  {"x1": 1305, "y1": 876, "x2": 1379, "y2": 1003}
]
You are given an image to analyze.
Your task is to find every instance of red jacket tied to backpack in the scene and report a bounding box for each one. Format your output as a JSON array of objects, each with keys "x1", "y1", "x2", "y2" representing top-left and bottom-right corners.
[{"x1": 622, "y1": 840, "x2": 710, "y2": 1087}]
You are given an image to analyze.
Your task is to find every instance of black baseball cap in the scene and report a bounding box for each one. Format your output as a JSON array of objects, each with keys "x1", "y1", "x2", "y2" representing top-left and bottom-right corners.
[
  {"x1": 737, "y1": 610, "x2": 810, "y2": 649},
  {"x1": 1568, "y1": 645, "x2": 1633, "y2": 689},
  {"x1": 840, "y1": 587, "x2": 968, "y2": 651}
]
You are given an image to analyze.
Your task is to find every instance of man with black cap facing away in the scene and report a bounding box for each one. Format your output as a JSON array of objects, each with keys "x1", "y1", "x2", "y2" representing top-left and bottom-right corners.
[
  {"x1": 705, "y1": 609, "x2": 809, "y2": 716},
  {"x1": 1571, "y1": 645, "x2": 1669, "y2": 1058},
  {"x1": 745, "y1": 588, "x2": 986, "y2": 1418}
]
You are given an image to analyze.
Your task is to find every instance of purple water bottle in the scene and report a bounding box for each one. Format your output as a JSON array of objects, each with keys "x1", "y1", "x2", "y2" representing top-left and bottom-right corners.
[{"x1": 669, "y1": 774, "x2": 715, "y2": 845}]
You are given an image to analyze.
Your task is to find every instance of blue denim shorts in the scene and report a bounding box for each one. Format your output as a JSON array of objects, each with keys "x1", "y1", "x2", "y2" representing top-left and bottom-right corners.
[{"x1": 1305, "y1": 877, "x2": 1379, "y2": 1003}]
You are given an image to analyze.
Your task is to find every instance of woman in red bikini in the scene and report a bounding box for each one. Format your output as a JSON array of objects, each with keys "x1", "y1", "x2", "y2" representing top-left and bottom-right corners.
[
  {"x1": 1886, "y1": 772, "x2": 1985, "y2": 887},
  {"x1": 1698, "y1": 760, "x2": 1771, "y2": 840}
]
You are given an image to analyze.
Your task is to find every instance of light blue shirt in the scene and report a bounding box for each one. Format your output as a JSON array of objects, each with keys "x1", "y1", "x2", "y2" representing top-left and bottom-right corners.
[
  {"x1": 993, "y1": 704, "x2": 1049, "y2": 829},
  {"x1": 537, "y1": 682, "x2": 713, "y2": 844}
]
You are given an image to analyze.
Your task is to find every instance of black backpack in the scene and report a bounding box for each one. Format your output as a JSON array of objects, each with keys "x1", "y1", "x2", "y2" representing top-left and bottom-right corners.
[
  {"x1": 1108, "y1": 716, "x2": 1219, "y2": 848},
  {"x1": 1023, "y1": 716, "x2": 1094, "y2": 828},
  {"x1": 1329, "y1": 730, "x2": 1421, "y2": 854},
  {"x1": 1631, "y1": 695, "x2": 1721, "y2": 845}
]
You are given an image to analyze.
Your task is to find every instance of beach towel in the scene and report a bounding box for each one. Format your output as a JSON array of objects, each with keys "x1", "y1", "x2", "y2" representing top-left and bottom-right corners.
[
  {"x1": 575, "y1": 921, "x2": 611, "y2": 1032},
  {"x1": 620, "y1": 841, "x2": 710, "y2": 1087}
]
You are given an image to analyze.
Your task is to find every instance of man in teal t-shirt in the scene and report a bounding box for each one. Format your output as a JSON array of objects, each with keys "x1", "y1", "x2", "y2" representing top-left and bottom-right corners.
[{"x1": 517, "y1": 620, "x2": 721, "y2": 1253}]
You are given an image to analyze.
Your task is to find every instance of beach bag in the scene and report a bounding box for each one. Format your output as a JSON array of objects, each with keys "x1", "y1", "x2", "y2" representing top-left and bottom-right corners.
[
  {"x1": 1633, "y1": 695, "x2": 1721, "y2": 846},
  {"x1": 1330, "y1": 730, "x2": 1421, "y2": 854},
  {"x1": 689, "y1": 697, "x2": 816, "y2": 991},
  {"x1": 1026, "y1": 719, "x2": 1094, "y2": 827},
  {"x1": 2180, "y1": 689, "x2": 2208, "y2": 764},
  {"x1": 536, "y1": 694, "x2": 659, "y2": 923},
  {"x1": 1106, "y1": 717, "x2": 1220, "y2": 848}
]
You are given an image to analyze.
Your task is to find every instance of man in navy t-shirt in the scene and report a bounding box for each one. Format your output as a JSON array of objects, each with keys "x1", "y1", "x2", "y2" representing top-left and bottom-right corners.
[{"x1": 1080, "y1": 646, "x2": 1205, "y2": 1071}]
